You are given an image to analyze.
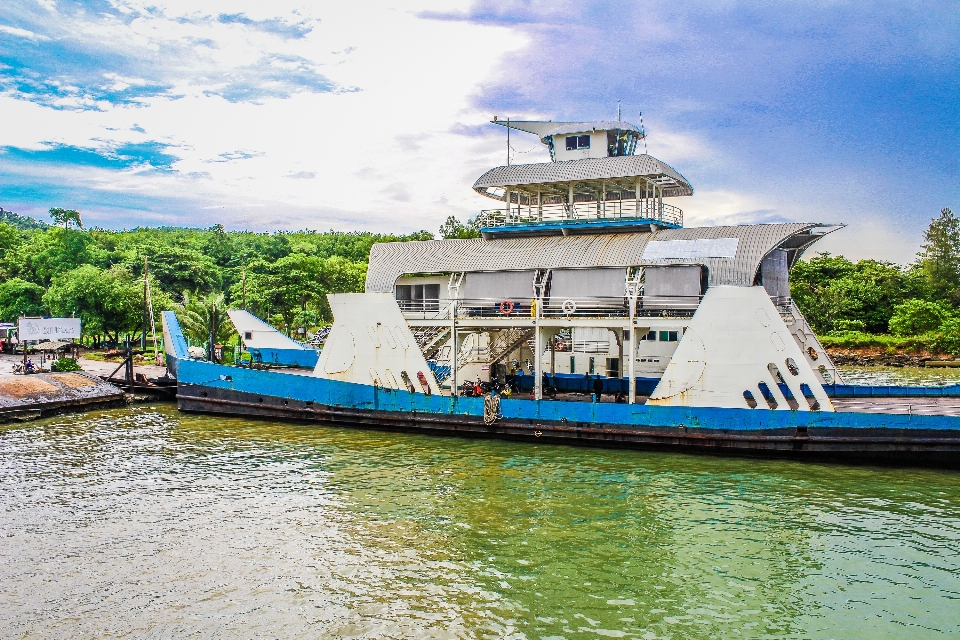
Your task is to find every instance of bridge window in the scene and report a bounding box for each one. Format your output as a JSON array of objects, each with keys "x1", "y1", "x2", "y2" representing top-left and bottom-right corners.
[{"x1": 565, "y1": 135, "x2": 590, "y2": 151}]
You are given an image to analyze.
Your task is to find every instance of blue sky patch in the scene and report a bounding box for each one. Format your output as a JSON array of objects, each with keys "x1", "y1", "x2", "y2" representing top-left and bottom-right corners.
[
  {"x1": 217, "y1": 13, "x2": 316, "y2": 39},
  {"x1": 0, "y1": 3, "x2": 336, "y2": 109},
  {"x1": 1, "y1": 142, "x2": 179, "y2": 171}
]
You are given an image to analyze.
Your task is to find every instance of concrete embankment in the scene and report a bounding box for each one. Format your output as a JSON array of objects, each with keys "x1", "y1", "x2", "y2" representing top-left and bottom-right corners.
[{"x1": 0, "y1": 373, "x2": 126, "y2": 423}]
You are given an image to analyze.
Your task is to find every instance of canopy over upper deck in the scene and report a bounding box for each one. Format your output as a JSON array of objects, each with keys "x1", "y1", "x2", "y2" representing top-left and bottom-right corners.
[{"x1": 472, "y1": 154, "x2": 693, "y2": 200}]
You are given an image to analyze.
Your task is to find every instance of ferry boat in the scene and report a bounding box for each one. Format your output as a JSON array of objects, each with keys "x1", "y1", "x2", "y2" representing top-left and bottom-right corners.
[{"x1": 162, "y1": 119, "x2": 960, "y2": 467}]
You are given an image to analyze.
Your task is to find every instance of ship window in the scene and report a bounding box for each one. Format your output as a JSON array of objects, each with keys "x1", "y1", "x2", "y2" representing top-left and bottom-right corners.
[
  {"x1": 565, "y1": 135, "x2": 590, "y2": 150},
  {"x1": 644, "y1": 331, "x2": 656, "y2": 341},
  {"x1": 395, "y1": 283, "x2": 439, "y2": 311},
  {"x1": 244, "y1": 331, "x2": 252, "y2": 340}
]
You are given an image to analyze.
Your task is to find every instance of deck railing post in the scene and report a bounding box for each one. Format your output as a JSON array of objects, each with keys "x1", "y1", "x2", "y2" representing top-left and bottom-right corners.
[
  {"x1": 450, "y1": 300, "x2": 458, "y2": 398},
  {"x1": 534, "y1": 294, "x2": 543, "y2": 401},
  {"x1": 627, "y1": 281, "x2": 638, "y2": 404}
]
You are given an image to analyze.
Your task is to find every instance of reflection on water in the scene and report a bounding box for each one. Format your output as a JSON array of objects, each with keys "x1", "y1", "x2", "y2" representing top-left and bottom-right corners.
[
  {"x1": 839, "y1": 365, "x2": 960, "y2": 387},
  {"x1": 1, "y1": 406, "x2": 958, "y2": 638}
]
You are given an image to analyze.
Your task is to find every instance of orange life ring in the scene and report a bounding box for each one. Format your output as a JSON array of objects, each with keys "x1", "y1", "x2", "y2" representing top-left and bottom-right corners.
[
  {"x1": 500, "y1": 300, "x2": 515, "y2": 315},
  {"x1": 555, "y1": 340, "x2": 567, "y2": 351}
]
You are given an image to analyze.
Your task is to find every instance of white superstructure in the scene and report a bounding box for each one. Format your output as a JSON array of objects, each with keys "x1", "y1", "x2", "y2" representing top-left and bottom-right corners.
[{"x1": 312, "y1": 119, "x2": 843, "y2": 412}]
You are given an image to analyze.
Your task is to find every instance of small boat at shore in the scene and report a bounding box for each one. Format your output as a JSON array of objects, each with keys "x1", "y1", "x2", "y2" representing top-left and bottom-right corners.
[{"x1": 162, "y1": 119, "x2": 960, "y2": 467}]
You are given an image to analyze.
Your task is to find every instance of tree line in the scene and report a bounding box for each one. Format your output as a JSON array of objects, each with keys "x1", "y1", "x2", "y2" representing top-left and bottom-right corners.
[
  {"x1": 0, "y1": 206, "x2": 957, "y2": 352},
  {"x1": 0, "y1": 208, "x2": 430, "y2": 345},
  {"x1": 791, "y1": 208, "x2": 960, "y2": 353}
]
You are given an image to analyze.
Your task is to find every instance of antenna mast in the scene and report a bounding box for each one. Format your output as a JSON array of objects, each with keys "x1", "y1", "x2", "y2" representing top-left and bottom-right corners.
[
  {"x1": 617, "y1": 100, "x2": 621, "y2": 122},
  {"x1": 506, "y1": 116, "x2": 510, "y2": 166},
  {"x1": 639, "y1": 110, "x2": 648, "y2": 155}
]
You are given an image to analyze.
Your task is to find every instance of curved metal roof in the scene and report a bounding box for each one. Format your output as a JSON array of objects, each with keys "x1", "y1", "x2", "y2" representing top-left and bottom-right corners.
[
  {"x1": 473, "y1": 155, "x2": 693, "y2": 199},
  {"x1": 366, "y1": 223, "x2": 837, "y2": 293},
  {"x1": 495, "y1": 120, "x2": 642, "y2": 141},
  {"x1": 543, "y1": 122, "x2": 641, "y2": 138}
]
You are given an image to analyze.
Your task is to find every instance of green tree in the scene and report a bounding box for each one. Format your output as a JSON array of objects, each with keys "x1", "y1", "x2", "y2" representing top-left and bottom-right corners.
[
  {"x1": 888, "y1": 299, "x2": 952, "y2": 336},
  {"x1": 0, "y1": 278, "x2": 46, "y2": 321},
  {"x1": 791, "y1": 254, "x2": 925, "y2": 333},
  {"x1": 44, "y1": 265, "x2": 143, "y2": 343},
  {"x1": 439, "y1": 215, "x2": 480, "y2": 239},
  {"x1": 932, "y1": 318, "x2": 960, "y2": 356},
  {"x1": 125, "y1": 246, "x2": 220, "y2": 294},
  {"x1": 0, "y1": 221, "x2": 22, "y2": 280},
  {"x1": 22, "y1": 228, "x2": 110, "y2": 285},
  {"x1": 320, "y1": 255, "x2": 367, "y2": 294},
  {"x1": 49, "y1": 207, "x2": 83, "y2": 230},
  {"x1": 176, "y1": 291, "x2": 233, "y2": 349},
  {"x1": 235, "y1": 253, "x2": 326, "y2": 333},
  {"x1": 917, "y1": 207, "x2": 960, "y2": 304}
]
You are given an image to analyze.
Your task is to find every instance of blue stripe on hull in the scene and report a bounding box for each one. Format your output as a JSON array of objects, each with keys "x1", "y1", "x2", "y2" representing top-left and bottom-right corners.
[{"x1": 176, "y1": 359, "x2": 960, "y2": 433}]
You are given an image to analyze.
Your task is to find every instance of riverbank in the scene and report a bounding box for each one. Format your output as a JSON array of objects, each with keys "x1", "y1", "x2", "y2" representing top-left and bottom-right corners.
[
  {"x1": 0, "y1": 370, "x2": 126, "y2": 423},
  {"x1": 826, "y1": 347, "x2": 960, "y2": 367}
]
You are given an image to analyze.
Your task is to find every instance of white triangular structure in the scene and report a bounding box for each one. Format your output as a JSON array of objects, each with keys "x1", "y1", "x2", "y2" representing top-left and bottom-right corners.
[
  {"x1": 648, "y1": 286, "x2": 834, "y2": 411},
  {"x1": 314, "y1": 293, "x2": 441, "y2": 395}
]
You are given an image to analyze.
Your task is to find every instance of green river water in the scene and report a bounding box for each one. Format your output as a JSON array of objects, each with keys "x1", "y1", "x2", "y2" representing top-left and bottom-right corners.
[{"x1": 1, "y1": 404, "x2": 958, "y2": 639}]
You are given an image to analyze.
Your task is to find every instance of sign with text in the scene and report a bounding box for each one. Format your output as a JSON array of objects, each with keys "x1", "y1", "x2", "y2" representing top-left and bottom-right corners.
[{"x1": 17, "y1": 317, "x2": 81, "y2": 342}]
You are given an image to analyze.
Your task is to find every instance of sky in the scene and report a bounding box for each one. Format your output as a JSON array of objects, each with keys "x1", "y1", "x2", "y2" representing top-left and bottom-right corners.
[{"x1": 0, "y1": 0, "x2": 957, "y2": 263}]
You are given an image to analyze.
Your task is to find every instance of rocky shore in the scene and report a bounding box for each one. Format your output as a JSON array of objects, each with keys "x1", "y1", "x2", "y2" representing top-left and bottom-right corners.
[{"x1": 827, "y1": 348, "x2": 956, "y2": 368}]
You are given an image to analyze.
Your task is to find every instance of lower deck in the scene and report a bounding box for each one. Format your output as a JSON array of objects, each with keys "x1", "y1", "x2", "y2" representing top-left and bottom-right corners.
[{"x1": 172, "y1": 358, "x2": 960, "y2": 468}]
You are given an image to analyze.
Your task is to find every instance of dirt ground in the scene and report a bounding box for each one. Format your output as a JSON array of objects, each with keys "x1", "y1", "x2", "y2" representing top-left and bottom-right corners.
[{"x1": 0, "y1": 353, "x2": 168, "y2": 380}]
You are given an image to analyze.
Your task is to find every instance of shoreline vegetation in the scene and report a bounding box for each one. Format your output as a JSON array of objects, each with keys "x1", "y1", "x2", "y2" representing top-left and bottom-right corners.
[{"x1": 1, "y1": 207, "x2": 958, "y2": 367}]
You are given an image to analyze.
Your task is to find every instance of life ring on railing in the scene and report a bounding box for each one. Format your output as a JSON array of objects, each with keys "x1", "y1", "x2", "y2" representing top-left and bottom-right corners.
[
  {"x1": 555, "y1": 340, "x2": 567, "y2": 352},
  {"x1": 561, "y1": 299, "x2": 577, "y2": 315},
  {"x1": 500, "y1": 300, "x2": 515, "y2": 315}
]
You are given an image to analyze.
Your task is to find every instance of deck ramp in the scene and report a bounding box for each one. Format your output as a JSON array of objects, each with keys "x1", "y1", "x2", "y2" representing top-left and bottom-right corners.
[{"x1": 227, "y1": 310, "x2": 319, "y2": 368}]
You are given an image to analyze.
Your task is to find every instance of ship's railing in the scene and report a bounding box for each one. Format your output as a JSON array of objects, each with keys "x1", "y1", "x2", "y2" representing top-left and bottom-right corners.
[
  {"x1": 771, "y1": 296, "x2": 795, "y2": 322},
  {"x1": 540, "y1": 297, "x2": 630, "y2": 318},
  {"x1": 476, "y1": 199, "x2": 683, "y2": 229},
  {"x1": 398, "y1": 299, "x2": 454, "y2": 320},
  {"x1": 398, "y1": 296, "x2": 711, "y2": 320},
  {"x1": 454, "y1": 297, "x2": 702, "y2": 319}
]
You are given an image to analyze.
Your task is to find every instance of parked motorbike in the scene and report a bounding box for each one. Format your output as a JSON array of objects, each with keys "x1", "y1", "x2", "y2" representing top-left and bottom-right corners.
[
  {"x1": 12, "y1": 361, "x2": 39, "y2": 375},
  {"x1": 460, "y1": 377, "x2": 517, "y2": 398}
]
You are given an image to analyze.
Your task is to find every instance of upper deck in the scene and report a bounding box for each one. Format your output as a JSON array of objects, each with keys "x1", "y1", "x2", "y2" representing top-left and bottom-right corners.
[{"x1": 473, "y1": 120, "x2": 693, "y2": 238}]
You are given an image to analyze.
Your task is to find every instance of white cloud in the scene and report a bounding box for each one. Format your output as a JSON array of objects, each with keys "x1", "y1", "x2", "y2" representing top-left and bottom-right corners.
[
  {"x1": 0, "y1": 24, "x2": 48, "y2": 40},
  {"x1": 0, "y1": 0, "x2": 527, "y2": 232},
  {"x1": 680, "y1": 189, "x2": 779, "y2": 228}
]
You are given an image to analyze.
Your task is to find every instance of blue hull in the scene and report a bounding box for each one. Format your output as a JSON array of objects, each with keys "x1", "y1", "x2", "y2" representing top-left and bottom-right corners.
[{"x1": 173, "y1": 358, "x2": 960, "y2": 468}]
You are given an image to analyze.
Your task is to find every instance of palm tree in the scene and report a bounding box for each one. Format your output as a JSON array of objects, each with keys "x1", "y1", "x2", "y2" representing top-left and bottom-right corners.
[{"x1": 176, "y1": 292, "x2": 233, "y2": 360}]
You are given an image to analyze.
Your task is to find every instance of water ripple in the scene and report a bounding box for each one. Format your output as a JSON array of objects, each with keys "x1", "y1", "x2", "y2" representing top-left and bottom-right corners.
[{"x1": 1, "y1": 405, "x2": 958, "y2": 638}]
